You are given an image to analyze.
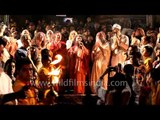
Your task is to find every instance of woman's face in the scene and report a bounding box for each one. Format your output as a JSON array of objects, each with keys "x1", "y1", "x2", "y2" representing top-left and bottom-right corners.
[
  {"x1": 76, "y1": 35, "x2": 82, "y2": 42},
  {"x1": 0, "y1": 44, "x2": 4, "y2": 53},
  {"x1": 128, "y1": 47, "x2": 133, "y2": 55},
  {"x1": 141, "y1": 47, "x2": 147, "y2": 57},
  {"x1": 10, "y1": 62, "x2": 16, "y2": 75},
  {"x1": 55, "y1": 33, "x2": 61, "y2": 42},
  {"x1": 156, "y1": 49, "x2": 160, "y2": 57},
  {"x1": 24, "y1": 38, "x2": 31, "y2": 47},
  {"x1": 135, "y1": 30, "x2": 140, "y2": 36},
  {"x1": 35, "y1": 35, "x2": 43, "y2": 46},
  {"x1": 72, "y1": 32, "x2": 76, "y2": 38},
  {"x1": 141, "y1": 36, "x2": 146, "y2": 45},
  {"x1": 47, "y1": 31, "x2": 53, "y2": 37}
]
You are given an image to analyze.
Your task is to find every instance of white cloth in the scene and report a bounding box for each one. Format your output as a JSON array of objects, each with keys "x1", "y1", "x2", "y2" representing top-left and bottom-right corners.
[
  {"x1": 0, "y1": 72, "x2": 14, "y2": 94},
  {"x1": 0, "y1": 72, "x2": 17, "y2": 105},
  {"x1": 17, "y1": 39, "x2": 23, "y2": 48},
  {"x1": 66, "y1": 39, "x2": 73, "y2": 49},
  {"x1": 132, "y1": 76, "x2": 140, "y2": 105},
  {"x1": 95, "y1": 79, "x2": 107, "y2": 103},
  {"x1": 1, "y1": 48, "x2": 10, "y2": 64},
  {"x1": 122, "y1": 82, "x2": 131, "y2": 95},
  {"x1": 111, "y1": 34, "x2": 129, "y2": 67},
  {"x1": 112, "y1": 23, "x2": 121, "y2": 30}
]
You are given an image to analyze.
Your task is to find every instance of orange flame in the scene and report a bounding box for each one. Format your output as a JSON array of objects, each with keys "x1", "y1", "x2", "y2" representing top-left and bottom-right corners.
[
  {"x1": 48, "y1": 66, "x2": 61, "y2": 76},
  {"x1": 48, "y1": 66, "x2": 62, "y2": 84},
  {"x1": 48, "y1": 54, "x2": 63, "y2": 84},
  {"x1": 50, "y1": 54, "x2": 62, "y2": 65}
]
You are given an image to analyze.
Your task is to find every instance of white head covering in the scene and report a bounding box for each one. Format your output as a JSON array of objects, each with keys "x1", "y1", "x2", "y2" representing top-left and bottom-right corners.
[
  {"x1": 66, "y1": 40, "x2": 72, "y2": 49},
  {"x1": 3, "y1": 35, "x2": 10, "y2": 42},
  {"x1": 112, "y1": 23, "x2": 121, "y2": 30}
]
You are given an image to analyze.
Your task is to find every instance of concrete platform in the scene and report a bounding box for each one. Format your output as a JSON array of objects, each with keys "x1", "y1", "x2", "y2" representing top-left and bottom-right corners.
[{"x1": 56, "y1": 94, "x2": 98, "y2": 105}]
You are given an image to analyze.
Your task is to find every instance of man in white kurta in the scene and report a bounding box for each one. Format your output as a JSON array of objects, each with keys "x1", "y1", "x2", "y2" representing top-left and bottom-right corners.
[{"x1": 110, "y1": 23, "x2": 129, "y2": 68}]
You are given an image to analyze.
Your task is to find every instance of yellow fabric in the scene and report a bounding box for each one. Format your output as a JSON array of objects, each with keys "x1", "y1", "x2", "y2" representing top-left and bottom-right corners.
[
  {"x1": 91, "y1": 43, "x2": 111, "y2": 93},
  {"x1": 37, "y1": 67, "x2": 51, "y2": 90},
  {"x1": 151, "y1": 81, "x2": 156, "y2": 105},
  {"x1": 13, "y1": 79, "x2": 37, "y2": 105},
  {"x1": 156, "y1": 83, "x2": 160, "y2": 105},
  {"x1": 151, "y1": 81, "x2": 160, "y2": 105},
  {"x1": 144, "y1": 57, "x2": 153, "y2": 74}
]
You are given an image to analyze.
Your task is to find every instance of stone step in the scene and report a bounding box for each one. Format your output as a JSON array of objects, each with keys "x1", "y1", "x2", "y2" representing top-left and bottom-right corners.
[{"x1": 56, "y1": 94, "x2": 98, "y2": 105}]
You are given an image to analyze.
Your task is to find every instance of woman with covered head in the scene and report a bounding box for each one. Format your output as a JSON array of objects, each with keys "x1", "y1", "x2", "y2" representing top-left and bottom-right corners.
[
  {"x1": 0, "y1": 23, "x2": 7, "y2": 37},
  {"x1": 49, "y1": 31, "x2": 67, "y2": 93},
  {"x1": 31, "y1": 32, "x2": 46, "y2": 71},
  {"x1": 49, "y1": 31, "x2": 66, "y2": 56},
  {"x1": 46, "y1": 30, "x2": 55, "y2": 50},
  {"x1": 131, "y1": 27, "x2": 145, "y2": 49},
  {"x1": 17, "y1": 29, "x2": 31, "y2": 49},
  {"x1": 4, "y1": 58, "x2": 16, "y2": 85},
  {"x1": 32, "y1": 32, "x2": 46, "y2": 49},
  {"x1": 90, "y1": 31, "x2": 111, "y2": 94},
  {"x1": 68, "y1": 34, "x2": 89, "y2": 94},
  {"x1": 66, "y1": 30, "x2": 77, "y2": 50}
]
